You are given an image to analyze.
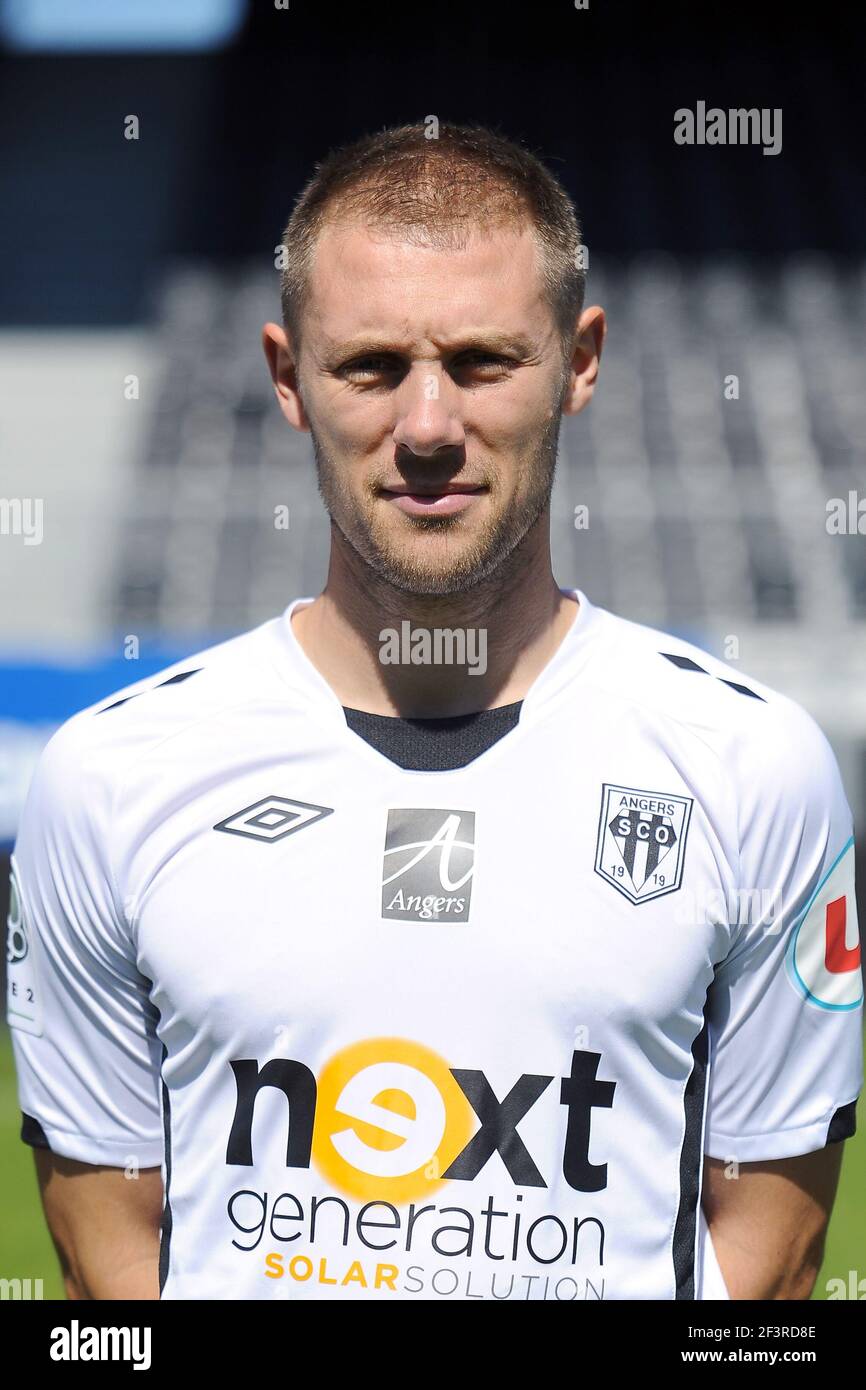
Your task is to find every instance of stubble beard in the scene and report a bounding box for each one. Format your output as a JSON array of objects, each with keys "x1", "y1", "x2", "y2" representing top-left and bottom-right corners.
[{"x1": 309, "y1": 412, "x2": 563, "y2": 598}]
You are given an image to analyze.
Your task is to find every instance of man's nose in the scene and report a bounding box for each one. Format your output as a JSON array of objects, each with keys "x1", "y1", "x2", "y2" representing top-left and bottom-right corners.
[{"x1": 392, "y1": 367, "x2": 465, "y2": 457}]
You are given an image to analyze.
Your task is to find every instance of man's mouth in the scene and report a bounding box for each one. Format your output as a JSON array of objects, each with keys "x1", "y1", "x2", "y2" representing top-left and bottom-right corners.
[{"x1": 378, "y1": 482, "x2": 487, "y2": 517}]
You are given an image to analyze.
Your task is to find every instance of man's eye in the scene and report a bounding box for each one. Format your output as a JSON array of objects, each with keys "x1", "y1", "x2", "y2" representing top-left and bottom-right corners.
[
  {"x1": 454, "y1": 352, "x2": 512, "y2": 371},
  {"x1": 342, "y1": 356, "x2": 398, "y2": 377}
]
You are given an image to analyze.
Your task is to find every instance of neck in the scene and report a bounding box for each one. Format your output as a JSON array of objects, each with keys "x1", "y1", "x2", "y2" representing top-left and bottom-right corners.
[{"x1": 291, "y1": 515, "x2": 579, "y2": 716}]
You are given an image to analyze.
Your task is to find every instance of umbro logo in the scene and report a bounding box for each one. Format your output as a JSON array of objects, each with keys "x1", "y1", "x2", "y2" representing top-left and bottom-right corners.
[{"x1": 214, "y1": 796, "x2": 334, "y2": 843}]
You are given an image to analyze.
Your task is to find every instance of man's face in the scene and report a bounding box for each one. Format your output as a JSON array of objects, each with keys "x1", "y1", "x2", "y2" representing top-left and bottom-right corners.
[{"x1": 292, "y1": 219, "x2": 571, "y2": 595}]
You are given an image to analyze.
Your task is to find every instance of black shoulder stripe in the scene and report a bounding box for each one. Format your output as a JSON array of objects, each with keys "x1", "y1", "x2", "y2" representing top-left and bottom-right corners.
[
  {"x1": 659, "y1": 652, "x2": 766, "y2": 703},
  {"x1": 826, "y1": 1100, "x2": 857, "y2": 1144},
  {"x1": 157, "y1": 670, "x2": 202, "y2": 688},
  {"x1": 718, "y1": 678, "x2": 765, "y2": 702},
  {"x1": 98, "y1": 694, "x2": 137, "y2": 712},
  {"x1": 21, "y1": 1112, "x2": 51, "y2": 1149},
  {"x1": 97, "y1": 667, "x2": 203, "y2": 714},
  {"x1": 661, "y1": 653, "x2": 708, "y2": 673}
]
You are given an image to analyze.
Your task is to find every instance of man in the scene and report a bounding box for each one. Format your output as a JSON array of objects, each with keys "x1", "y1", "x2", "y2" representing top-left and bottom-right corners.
[{"x1": 7, "y1": 124, "x2": 863, "y2": 1301}]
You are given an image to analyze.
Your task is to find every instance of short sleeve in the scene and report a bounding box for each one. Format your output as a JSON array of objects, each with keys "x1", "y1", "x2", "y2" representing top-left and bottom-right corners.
[
  {"x1": 703, "y1": 700, "x2": 863, "y2": 1161},
  {"x1": 5, "y1": 716, "x2": 164, "y2": 1167}
]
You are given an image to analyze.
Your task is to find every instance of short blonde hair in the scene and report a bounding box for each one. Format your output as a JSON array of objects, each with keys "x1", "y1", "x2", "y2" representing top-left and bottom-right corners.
[{"x1": 279, "y1": 122, "x2": 586, "y2": 358}]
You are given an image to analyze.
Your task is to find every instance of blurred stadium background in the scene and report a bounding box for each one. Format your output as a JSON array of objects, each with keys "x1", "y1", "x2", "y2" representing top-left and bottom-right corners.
[{"x1": 0, "y1": 0, "x2": 864, "y2": 1298}]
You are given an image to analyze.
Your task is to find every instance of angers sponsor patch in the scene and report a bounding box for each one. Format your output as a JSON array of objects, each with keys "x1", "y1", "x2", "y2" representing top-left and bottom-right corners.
[
  {"x1": 382, "y1": 809, "x2": 475, "y2": 922},
  {"x1": 595, "y1": 784, "x2": 692, "y2": 905}
]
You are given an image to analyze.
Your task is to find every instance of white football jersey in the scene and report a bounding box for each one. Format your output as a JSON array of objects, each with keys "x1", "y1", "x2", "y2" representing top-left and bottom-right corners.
[{"x1": 6, "y1": 589, "x2": 863, "y2": 1301}]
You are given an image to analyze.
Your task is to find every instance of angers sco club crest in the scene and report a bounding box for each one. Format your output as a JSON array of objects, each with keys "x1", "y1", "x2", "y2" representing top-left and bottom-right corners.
[{"x1": 595, "y1": 784, "x2": 692, "y2": 905}]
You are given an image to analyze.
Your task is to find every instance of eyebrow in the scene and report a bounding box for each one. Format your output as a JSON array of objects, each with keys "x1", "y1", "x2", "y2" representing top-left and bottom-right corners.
[{"x1": 320, "y1": 330, "x2": 538, "y2": 367}]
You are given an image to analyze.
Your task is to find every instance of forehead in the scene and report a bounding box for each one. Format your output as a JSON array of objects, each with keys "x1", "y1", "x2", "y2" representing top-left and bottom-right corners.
[{"x1": 304, "y1": 218, "x2": 552, "y2": 343}]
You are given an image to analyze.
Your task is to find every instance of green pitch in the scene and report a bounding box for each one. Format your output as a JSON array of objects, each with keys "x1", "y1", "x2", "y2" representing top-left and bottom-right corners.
[
  {"x1": 0, "y1": 1025, "x2": 863, "y2": 1301},
  {"x1": 1, "y1": 1025, "x2": 64, "y2": 1297}
]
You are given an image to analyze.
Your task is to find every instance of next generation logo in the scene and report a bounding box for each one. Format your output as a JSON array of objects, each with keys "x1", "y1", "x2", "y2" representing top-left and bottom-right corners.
[{"x1": 221, "y1": 1036, "x2": 617, "y2": 1297}]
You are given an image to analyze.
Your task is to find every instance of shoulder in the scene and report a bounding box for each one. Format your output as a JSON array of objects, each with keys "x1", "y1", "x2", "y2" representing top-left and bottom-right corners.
[
  {"x1": 23, "y1": 618, "x2": 286, "y2": 819},
  {"x1": 582, "y1": 602, "x2": 844, "y2": 809}
]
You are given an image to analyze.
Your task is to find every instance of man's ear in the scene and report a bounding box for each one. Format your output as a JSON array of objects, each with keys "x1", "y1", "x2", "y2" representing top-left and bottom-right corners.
[
  {"x1": 262, "y1": 321, "x2": 311, "y2": 432},
  {"x1": 561, "y1": 305, "x2": 606, "y2": 417}
]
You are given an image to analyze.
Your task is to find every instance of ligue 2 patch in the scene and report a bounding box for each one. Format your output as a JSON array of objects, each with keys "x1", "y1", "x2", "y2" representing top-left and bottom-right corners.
[
  {"x1": 6, "y1": 860, "x2": 44, "y2": 1037},
  {"x1": 595, "y1": 784, "x2": 693, "y2": 906}
]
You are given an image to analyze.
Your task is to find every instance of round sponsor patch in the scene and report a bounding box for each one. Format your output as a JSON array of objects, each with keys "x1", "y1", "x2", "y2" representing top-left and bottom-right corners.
[{"x1": 787, "y1": 838, "x2": 863, "y2": 1010}]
